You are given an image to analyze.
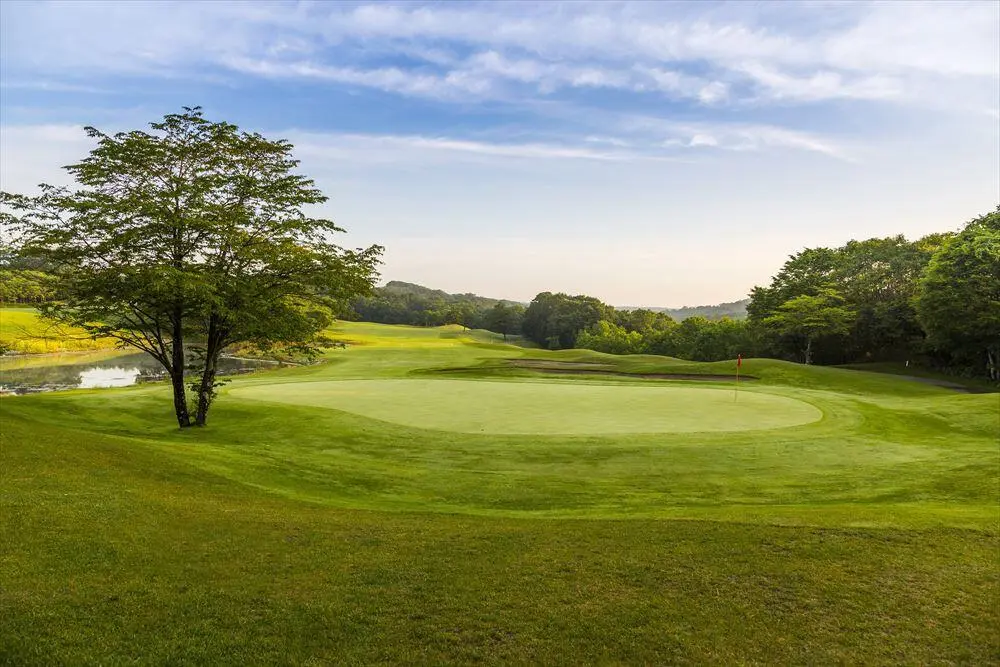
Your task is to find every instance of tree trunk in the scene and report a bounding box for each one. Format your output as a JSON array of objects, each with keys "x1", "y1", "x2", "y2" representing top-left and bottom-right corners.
[
  {"x1": 170, "y1": 369, "x2": 190, "y2": 428},
  {"x1": 194, "y1": 355, "x2": 218, "y2": 426},
  {"x1": 171, "y1": 311, "x2": 191, "y2": 427},
  {"x1": 502, "y1": 332, "x2": 507, "y2": 342},
  {"x1": 194, "y1": 316, "x2": 223, "y2": 427},
  {"x1": 804, "y1": 337, "x2": 813, "y2": 365}
]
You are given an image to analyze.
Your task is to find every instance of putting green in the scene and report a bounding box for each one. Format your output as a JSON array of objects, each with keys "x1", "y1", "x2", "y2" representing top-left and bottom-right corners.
[{"x1": 233, "y1": 379, "x2": 823, "y2": 434}]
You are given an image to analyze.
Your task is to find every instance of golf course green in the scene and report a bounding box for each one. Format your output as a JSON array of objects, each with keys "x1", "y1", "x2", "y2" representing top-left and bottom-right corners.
[
  {"x1": 2, "y1": 321, "x2": 998, "y2": 664},
  {"x1": 232, "y1": 378, "x2": 823, "y2": 434}
]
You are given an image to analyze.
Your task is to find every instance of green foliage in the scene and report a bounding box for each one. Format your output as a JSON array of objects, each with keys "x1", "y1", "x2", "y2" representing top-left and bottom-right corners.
[
  {"x1": 521, "y1": 292, "x2": 613, "y2": 349},
  {"x1": 352, "y1": 280, "x2": 516, "y2": 329},
  {"x1": 658, "y1": 298, "x2": 749, "y2": 321},
  {"x1": 917, "y1": 207, "x2": 1000, "y2": 380},
  {"x1": 575, "y1": 310, "x2": 756, "y2": 362},
  {"x1": 484, "y1": 302, "x2": 525, "y2": 341},
  {"x1": 0, "y1": 270, "x2": 57, "y2": 304},
  {"x1": 612, "y1": 307, "x2": 674, "y2": 333},
  {"x1": 644, "y1": 316, "x2": 755, "y2": 361},
  {"x1": 1, "y1": 107, "x2": 382, "y2": 426},
  {"x1": 749, "y1": 232, "x2": 950, "y2": 365},
  {"x1": 763, "y1": 289, "x2": 855, "y2": 364},
  {"x1": 576, "y1": 320, "x2": 644, "y2": 355}
]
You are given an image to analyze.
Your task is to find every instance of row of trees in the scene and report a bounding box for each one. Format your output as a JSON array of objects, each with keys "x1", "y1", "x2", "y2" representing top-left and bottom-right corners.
[
  {"x1": 0, "y1": 269, "x2": 56, "y2": 304},
  {"x1": 577, "y1": 317, "x2": 754, "y2": 362},
  {"x1": 523, "y1": 208, "x2": 997, "y2": 380},
  {"x1": 351, "y1": 280, "x2": 525, "y2": 335},
  {"x1": 746, "y1": 234, "x2": 948, "y2": 365},
  {"x1": 747, "y1": 209, "x2": 998, "y2": 378},
  {"x1": 520, "y1": 292, "x2": 754, "y2": 362}
]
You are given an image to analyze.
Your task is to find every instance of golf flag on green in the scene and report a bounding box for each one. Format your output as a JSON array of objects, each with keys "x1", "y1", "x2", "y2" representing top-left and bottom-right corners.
[{"x1": 735, "y1": 354, "x2": 742, "y2": 401}]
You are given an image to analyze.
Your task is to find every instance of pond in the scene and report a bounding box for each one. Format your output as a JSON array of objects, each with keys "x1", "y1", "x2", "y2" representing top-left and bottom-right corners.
[{"x1": 0, "y1": 352, "x2": 282, "y2": 395}]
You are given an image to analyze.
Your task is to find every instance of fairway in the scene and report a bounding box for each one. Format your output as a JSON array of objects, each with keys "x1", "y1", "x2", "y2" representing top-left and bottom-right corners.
[{"x1": 232, "y1": 378, "x2": 824, "y2": 434}]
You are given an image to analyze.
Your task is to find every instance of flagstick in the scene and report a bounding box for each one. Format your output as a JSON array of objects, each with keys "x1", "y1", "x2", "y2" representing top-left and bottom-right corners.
[{"x1": 734, "y1": 356, "x2": 741, "y2": 402}]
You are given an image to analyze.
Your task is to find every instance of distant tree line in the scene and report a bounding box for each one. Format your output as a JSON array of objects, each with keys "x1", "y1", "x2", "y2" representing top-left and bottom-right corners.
[
  {"x1": 519, "y1": 292, "x2": 757, "y2": 362},
  {"x1": 654, "y1": 299, "x2": 749, "y2": 321},
  {"x1": 352, "y1": 281, "x2": 526, "y2": 339},
  {"x1": 0, "y1": 270, "x2": 57, "y2": 304},
  {"x1": 5, "y1": 203, "x2": 997, "y2": 380},
  {"x1": 0, "y1": 251, "x2": 58, "y2": 304},
  {"x1": 569, "y1": 207, "x2": 998, "y2": 380}
]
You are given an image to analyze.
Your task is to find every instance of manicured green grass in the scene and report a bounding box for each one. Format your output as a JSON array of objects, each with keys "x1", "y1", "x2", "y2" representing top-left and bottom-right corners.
[
  {"x1": 2, "y1": 321, "x2": 998, "y2": 664},
  {"x1": 232, "y1": 378, "x2": 824, "y2": 434},
  {"x1": 838, "y1": 361, "x2": 999, "y2": 392}
]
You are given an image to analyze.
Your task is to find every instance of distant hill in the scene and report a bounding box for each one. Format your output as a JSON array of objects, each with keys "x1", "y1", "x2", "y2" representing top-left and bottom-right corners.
[
  {"x1": 614, "y1": 299, "x2": 749, "y2": 320},
  {"x1": 657, "y1": 299, "x2": 749, "y2": 321},
  {"x1": 378, "y1": 281, "x2": 748, "y2": 322},
  {"x1": 380, "y1": 281, "x2": 522, "y2": 308}
]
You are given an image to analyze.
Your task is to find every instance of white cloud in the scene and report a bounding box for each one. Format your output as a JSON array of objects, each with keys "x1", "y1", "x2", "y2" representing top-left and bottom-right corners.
[
  {"x1": 688, "y1": 134, "x2": 719, "y2": 148},
  {"x1": 737, "y1": 62, "x2": 902, "y2": 102},
  {"x1": 222, "y1": 56, "x2": 494, "y2": 98},
  {"x1": 285, "y1": 131, "x2": 647, "y2": 163},
  {"x1": 628, "y1": 116, "x2": 852, "y2": 160},
  {"x1": 3, "y1": 1, "x2": 994, "y2": 111}
]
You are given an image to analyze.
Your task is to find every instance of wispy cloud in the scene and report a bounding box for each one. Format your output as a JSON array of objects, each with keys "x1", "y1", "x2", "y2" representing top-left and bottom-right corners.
[
  {"x1": 284, "y1": 131, "x2": 672, "y2": 164},
  {"x1": 623, "y1": 117, "x2": 853, "y2": 161},
  {"x1": 3, "y1": 1, "x2": 994, "y2": 110}
]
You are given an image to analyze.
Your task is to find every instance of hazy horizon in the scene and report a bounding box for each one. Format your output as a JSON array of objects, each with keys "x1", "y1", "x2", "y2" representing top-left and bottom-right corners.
[{"x1": 2, "y1": 1, "x2": 997, "y2": 305}]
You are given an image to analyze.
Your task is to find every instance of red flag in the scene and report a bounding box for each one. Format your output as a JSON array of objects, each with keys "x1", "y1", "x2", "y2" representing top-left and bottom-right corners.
[{"x1": 737, "y1": 354, "x2": 742, "y2": 367}]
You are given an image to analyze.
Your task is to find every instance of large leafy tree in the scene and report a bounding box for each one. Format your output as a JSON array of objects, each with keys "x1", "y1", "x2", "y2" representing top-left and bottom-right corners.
[
  {"x1": 916, "y1": 207, "x2": 1000, "y2": 380},
  {"x1": 485, "y1": 302, "x2": 525, "y2": 341},
  {"x1": 1, "y1": 107, "x2": 382, "y2": 427},
  {"x1": 522, "y1": 292, "x2": 612, "y2": 349},
  {"x1": 749, "y1": 234, "x2": 948, "y2": 363},
  {"x1": 763, "y1": 289, "x2": 855, "y2": 364}
]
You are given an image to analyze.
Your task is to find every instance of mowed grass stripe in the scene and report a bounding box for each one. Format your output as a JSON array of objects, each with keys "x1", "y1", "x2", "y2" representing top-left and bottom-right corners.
[{"x1": 232, "y1": 379, "x2": 823, "y2": 434}]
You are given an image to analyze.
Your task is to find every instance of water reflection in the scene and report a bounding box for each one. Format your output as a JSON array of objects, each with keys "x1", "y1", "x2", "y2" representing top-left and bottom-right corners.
[
  {"x1": 0, "y1": 352, "x2": 280, "y2": 394},
  {"x1": 79, "y1": 366, "x2": 142, "y2": 388}
]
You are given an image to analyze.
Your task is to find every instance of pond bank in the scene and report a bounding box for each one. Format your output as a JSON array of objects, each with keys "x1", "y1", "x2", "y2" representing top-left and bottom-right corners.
[{"x1": 0, "y1": 351, "x2": 289, "y2": 395}]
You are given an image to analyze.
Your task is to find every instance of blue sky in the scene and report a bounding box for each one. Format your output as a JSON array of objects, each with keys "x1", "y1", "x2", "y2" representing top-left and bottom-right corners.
[{"x1": 1, "y1": 1, "x2": 997, "y2": 306}]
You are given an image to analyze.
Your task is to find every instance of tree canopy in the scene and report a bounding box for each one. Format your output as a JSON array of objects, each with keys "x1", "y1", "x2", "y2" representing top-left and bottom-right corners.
[
  {"x1": 1, "y1": 107, "x2": 382, "y2": 427},
  {"x1": 762, "y1": 290, "x2": 855, "y2": 364},
  {"x1": 521, "y1": 292, "x2": 613, "y2": 349},
  {"x1": 916, "y1": 207, "x2": 1000, "y2": 380}
]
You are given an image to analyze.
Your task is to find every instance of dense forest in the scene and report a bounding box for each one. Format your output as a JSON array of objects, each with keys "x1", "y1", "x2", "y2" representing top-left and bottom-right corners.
[
  {"x1": 557, "y1": 207, "x2": 999, "y2": 380},
  {"x1": 350, "y1": 281, "x2": 528, "y2": 340},
  {"x1": 3, "y1": 208, "x2": 997, "y2": 379}
]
